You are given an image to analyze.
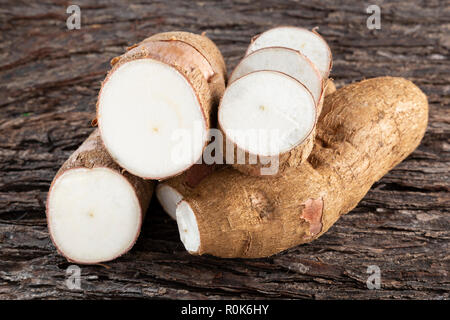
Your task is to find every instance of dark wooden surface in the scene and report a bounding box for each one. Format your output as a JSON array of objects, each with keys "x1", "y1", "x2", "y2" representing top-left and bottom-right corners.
[{"x1": 0, "y1": 0, "x2": 449, "y2": 299}]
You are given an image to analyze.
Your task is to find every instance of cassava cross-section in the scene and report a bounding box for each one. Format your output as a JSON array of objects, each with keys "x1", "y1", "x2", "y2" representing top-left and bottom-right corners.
[
  {"x1": 172, "y1": 77, "x2": 428, "y2": 258},
  {"x1": 46, "y1": 130, "x2": 153, "y2": 264},
  {"x1": 97, "y1": 32, "x2": 226, "y2": 180},
  {"x1": 219, "y1": 70, "x2": 317, "y2": 176}
]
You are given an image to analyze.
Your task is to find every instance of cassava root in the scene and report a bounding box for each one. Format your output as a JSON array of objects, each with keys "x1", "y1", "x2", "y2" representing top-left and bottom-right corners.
[
  {"x1": 46, "y1": 130, "x2": 154, "y2": 264},
  {"x1": 97, "y1": 31, "x2": 226, "y2": 180},
  {"x1": 170, "y1": 77, "x2": 428, "y2": 258}
]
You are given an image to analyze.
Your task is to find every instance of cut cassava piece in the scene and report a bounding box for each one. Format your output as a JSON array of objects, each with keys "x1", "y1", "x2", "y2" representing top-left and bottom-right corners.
[
  {"x1": 229, "y1": 47, "x2": 323, "y2": 104},
  {"x1": 97, "y1": 31, "x2": 226, "y2": 180},
  {"x1": 175, "y1": 77, "x2": 428, "y2": 258},
  {"x1": 246, "y1": 26, "x2": 332, "y2": 78},
  {"x1": 219, "y1": 26, "x2": 333, "y2": 176},
  {"x1": 219, "y1": 70, "x2": 317, "y2": 176},
  {"x1": 46, "y1": 130, "x2": 154, "y2": 264}
]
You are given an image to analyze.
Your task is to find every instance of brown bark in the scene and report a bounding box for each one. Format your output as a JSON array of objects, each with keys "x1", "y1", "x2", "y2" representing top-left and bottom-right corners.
[{"x1": 0, "y1": 0, "x2": 448, "y2": 299}]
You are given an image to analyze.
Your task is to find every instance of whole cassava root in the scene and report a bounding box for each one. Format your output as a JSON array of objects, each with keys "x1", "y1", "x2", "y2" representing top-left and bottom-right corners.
[
  {"x1": 46, "y1": 130, "x2": 154, "y2": 264},
  {"x1": 97, "y1": 31, "x2": 226, "y2": 180},
  {"x1": 173, "y1": 77, "x2": 428, "y2": 258}
]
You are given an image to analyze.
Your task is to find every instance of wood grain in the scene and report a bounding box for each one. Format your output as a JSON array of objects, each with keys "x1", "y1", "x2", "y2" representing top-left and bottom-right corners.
[{"x1": 0, "y1": 0, "x2": 448, "y2": 299}]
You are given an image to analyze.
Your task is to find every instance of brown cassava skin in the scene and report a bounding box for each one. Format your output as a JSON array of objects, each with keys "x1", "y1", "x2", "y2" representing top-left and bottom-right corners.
[
  {"x1": 144, "y1": 31, "x2": 226, "y2": 105},
  {"x1": 46, "y1": 130, "x2": 154, "y2": 264},
  {"x1": 179, "y1": 77, "x2": 428, "y2": 258},
  {"x1": 227, "y1": 79, "x2": 334, "y2": 177},
  {"x1": 111, "y1": 31, "x2": 226, "y2": 104},
  {"x1": 324, "y1": 78, "x2": 336, "y2": 96},
  {"x1": 129, "y1": 41, "x2": 216, "y2": 81}
]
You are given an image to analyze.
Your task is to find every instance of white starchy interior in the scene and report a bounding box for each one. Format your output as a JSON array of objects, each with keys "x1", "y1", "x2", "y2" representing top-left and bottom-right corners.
[
  {"x1": 155, "y1": 183, "x2": 183, "y2": 220},
  {"x1": 247, "y1": 27, "x2": 331, "y2": 78},
  {"x1": 47, "y1": 168, "x2": 141, "y2": 264},
  {"x1": 98, "y1": 59, "x2": 207, "y2": 179},
  {"x1": 176, "y1": 201, "x2": 200, "y2": 253},
  {"x1": 219, "y1": 71, "x2": 316, "y2": 157},
  {"x1": 229, "y1": 47, "x2": 323, "y2": 104}
]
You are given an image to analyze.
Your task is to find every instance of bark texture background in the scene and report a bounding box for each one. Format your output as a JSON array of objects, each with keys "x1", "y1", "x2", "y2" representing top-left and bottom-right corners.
[{"x1": 0, "y1": 0, "x2": 449, "y2": 299}]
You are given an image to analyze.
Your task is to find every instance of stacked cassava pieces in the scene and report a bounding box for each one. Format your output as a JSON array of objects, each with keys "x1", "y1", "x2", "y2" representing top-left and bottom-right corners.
[
  {"x1": 221, "y1": 26, "x2": 332, "y2": 176},
  {"x1": 46, "y1": 28, "x2": 428, "y2": 263}
]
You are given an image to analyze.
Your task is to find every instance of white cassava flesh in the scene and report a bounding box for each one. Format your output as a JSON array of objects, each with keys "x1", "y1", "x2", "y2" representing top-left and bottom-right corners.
[
  {"x1": 176, "y1": 201, "x2": 201, "y2": 252},
  {"x1": 229, "y1": 47, "x2": 323, "y2": 104},
  {"x1": 246, "y1": 27, "x2": 332, "y2": 78},
  {"x1": 155, "y1": 184, "x2": 182, "y2": 220},
  {"x1": 219, "y1": 70, "x2": 316, "y2": 157},
  {"x1": 46, "y1": 130, "x2": 153, "y2": 264},
  {"x1": 48, "y1": 168, "x2": 141, "y2": 264},
  {"x1": 98, "y1": 59, "x2": 207, "y2": 179}
]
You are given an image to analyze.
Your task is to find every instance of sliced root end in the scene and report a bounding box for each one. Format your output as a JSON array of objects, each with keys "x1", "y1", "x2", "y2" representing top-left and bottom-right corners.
[
  {"x1": 155, "y1": 184, "x2": 183, "y2": 220},
  {"x1": 98, "y1": 58, "x2": 207, "y2": 179},
  {"x1": 47, "y1": 167, "x2": 141, "y2": 264},
  {"x1": 176, "y1": 201, "x2": 200, "y2": 253},
  {"x1": 219, "y1": 70, "x2": 316, "y2": 158}
]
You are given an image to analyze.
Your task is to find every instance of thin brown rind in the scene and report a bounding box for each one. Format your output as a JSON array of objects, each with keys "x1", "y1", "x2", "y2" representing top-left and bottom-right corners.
[{"x1": 144, "y1": 31, "x2": 226, "y2": 105}]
